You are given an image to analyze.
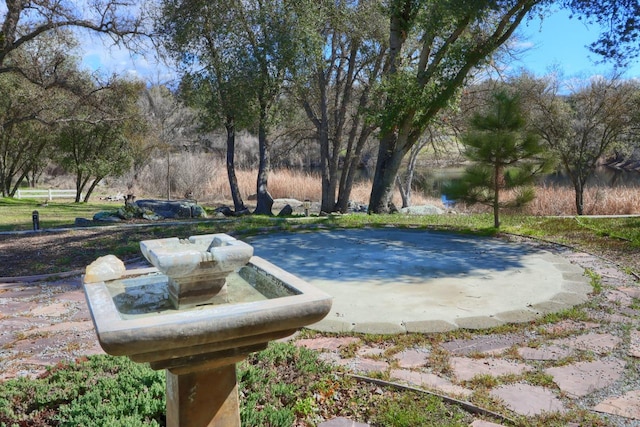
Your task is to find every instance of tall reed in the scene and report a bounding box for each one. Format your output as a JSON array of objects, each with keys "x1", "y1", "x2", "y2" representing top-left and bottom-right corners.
[
  {"x1": 203, "y1": 168, "x2": 434, "y2": 207},
  {"x1": 186, "y1": 167, "x2": 640, "y2": 215},
  {"x1": 524, "y1": 185, "x2": 640, "y2": 216}
]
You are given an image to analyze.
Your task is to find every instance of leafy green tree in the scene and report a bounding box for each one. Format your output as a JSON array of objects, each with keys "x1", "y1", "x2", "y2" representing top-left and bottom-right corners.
[
  {"x1": 445, "y1": 90, "x2": 553, "y2": 228},
  {"x1": 0, "y1": 18, "x2": 144, "y2": 198},
  {"x1": 0, "y1": 68, "x2": 67, "y2": 197},
  {"x1": 160, "y1": 0, "x2": 315, "y2": 215},
  {"x1": 367, "y1": 0, "x2": 546, "y2": 213},
  {"x1": 180, "y1": 72, "x2": 253, "y2": 214},
  {"x1": 55, "y1": 77, "x2": 145, "y2": 202},
  {"x1": 564, "y1": 0, "x2": 640, "y2": 66},
  {"x1": 161, "y1": 0, "x2": 259, "y2": 214}
]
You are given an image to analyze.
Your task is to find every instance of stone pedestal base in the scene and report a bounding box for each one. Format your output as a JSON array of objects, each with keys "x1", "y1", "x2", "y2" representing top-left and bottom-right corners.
[{"x1": 166, "y1": 364, "x2": 240, "y2": 427}]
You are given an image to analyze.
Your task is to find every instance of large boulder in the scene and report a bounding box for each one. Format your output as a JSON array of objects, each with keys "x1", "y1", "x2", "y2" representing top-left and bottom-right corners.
[
  {"x1": 134, "y1": 199, "x2": 207, "y2": 219},
  {"x1": 93, "y1": 211, "x2": 122, "y2": 222},
  {"x1": 399, "y1": 205, "x2": 444, "y2": 215}
]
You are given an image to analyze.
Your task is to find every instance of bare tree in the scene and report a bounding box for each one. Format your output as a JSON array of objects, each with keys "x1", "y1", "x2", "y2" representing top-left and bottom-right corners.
[
  {"x1": 294, "y1": 0, "x2": 387, "y2": 214},
  {"x1": 521, "y1": 73, "x2": 639, "y2": 214},
  {"x1": 137, "y1": 85, "x2": 198, "y2": 200}
]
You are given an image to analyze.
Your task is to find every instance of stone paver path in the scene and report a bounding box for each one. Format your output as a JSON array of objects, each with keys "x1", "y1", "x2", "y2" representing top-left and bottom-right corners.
[
  {"x1": 490, "y1": 383, "x2": 566, "y2": 416},
  {"x1": 449, "y1": 357, "x2": 533, "y2": 382},
  {"x1": 545, "y1": 358, "x2": 627, "y2": 398},
  {"x1": 593, "y1": 390, "x2": 640, "y2": 420}
]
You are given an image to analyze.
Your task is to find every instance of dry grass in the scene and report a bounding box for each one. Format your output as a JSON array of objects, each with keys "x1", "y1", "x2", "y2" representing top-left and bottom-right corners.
[
  {"x1": 208, "y1": 169, "x2": 640, "y2": 216},
  {"x1": 203, "y1": 168, "x2": 436, "y2": 207},
  {"x1": 524, "y1": 185, "x2": 640, "y2": 216},
  {"x1": 454, "y1": 185, "x2": 640, "y2": 216},
  {"x1": 118, "y1": 162, "x2": 640, "y2": 215}
]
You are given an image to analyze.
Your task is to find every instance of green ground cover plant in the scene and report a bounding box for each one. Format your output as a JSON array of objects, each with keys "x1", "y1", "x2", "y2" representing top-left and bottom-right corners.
[
  {"x1": 0, "y1": 356, "x2": 165, "y2": 427},
  {"x1": 0, "y1": 343, "x2": 474, "y2": 427}
]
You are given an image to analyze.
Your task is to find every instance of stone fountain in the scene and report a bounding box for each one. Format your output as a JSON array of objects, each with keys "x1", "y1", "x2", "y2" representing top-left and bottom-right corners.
[{"x1": 83, "y1": 233, "x2": 332, "y2": 427}]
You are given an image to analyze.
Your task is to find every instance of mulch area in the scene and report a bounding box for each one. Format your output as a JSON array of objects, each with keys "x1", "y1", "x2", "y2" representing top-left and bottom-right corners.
[{"x1": 0, "y1": 229, "x2": 133, "y2": 277}]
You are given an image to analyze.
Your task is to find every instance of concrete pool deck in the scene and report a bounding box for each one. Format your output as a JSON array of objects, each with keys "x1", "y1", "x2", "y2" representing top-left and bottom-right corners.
[{"x1": 246, "y1": 228, "x2": 592, "y2": 334}]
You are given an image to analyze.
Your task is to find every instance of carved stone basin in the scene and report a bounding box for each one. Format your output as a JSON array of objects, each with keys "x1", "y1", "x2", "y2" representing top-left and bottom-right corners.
[
  {"x1": 84, "y1": 257, "x2": 332, "y2": 370},
  {"x1": 83, "y1": 234, "x2": 332, "y2": 426}
]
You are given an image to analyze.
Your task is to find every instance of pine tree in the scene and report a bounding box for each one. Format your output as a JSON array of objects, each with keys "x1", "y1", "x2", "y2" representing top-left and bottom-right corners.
[{"x1": 445, "y1": 90, "x2": 554, "y2": 228}]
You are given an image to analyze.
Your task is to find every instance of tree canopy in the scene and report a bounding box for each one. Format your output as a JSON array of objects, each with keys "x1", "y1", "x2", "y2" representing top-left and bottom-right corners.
[
  {"x1": 367, "y1": 0, "x2": 546, "y2": 213},
  {"x1": 4, "y1": 0, "x2": 640, "y2": 211},
  {"x1": 565, "y1": 0, "x2": 640, "y2": 66},
  {"x1": 1, "y1": 0, "x2": 146, "y2": 80},
  {"x1": 54, "y1": 77, "x2": 146, "y2": 202},
  {"x1": 159, "y1": 0, "x2": 320, "y2": 215}
]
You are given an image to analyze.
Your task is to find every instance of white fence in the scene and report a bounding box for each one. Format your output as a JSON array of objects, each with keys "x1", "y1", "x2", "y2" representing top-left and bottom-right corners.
[{"x1": 15, "y1": 189, "x2": 81, "y2": 201}]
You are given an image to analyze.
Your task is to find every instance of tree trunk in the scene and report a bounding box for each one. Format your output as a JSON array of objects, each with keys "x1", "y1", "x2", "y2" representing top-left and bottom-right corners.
[
  {"x1": 8, "y1": 171, "x2": 28, "y2": 198},
  {"x1": 397, "y1": 144, "x2": 420, "y2": 208},
  {"x1": 75, "y1": 172, "x2": 84, "y2": 203},
  {"x1": 254, "y1": 111, "x2": 273, "y2": 216},
  {"x1": 574, "y1": 181, "x2": 585, "y2": 215},
  {"x1": 336, "y1": 128, "x2": 373, "y2": 212},
  {"x1": 368, "y1": 133, "x2": 407, "y2": 213},
  {"x1": 225, "y1": 118, "x2": 247, "y2": 214},
  {"x1": 166, "y1": 149, "x2": 171, "y2": 201},
  {"x1": 493, "y1": 165, "x2": 501, "y2": 228},
  {"x1": 335, "y1": 153, "x2": 360, "y2": 213},
  {"x1": 2, "y1": 176, "x2": 10, "y2": 197},
  {"x1": 397, "y1": 176, "x2": 409, "y2": 209},
  {"x1": 83, "y1": 176, "x2": 103, "y2": 202},
  {"x1": 368, "y1": 5, "x2": 411, "y2": 214},
  {"x1": 317, "y1": 70, "x2": 335, "y2": 213}
]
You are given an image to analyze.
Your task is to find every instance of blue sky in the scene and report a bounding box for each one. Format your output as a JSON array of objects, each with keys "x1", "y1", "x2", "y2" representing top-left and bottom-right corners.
[
  {"x1": 513, "y1": 8, "x2": 640, "y2": 79},
  {"x1": 80, "y1": 7, "x2": 640, "y2": 84}
]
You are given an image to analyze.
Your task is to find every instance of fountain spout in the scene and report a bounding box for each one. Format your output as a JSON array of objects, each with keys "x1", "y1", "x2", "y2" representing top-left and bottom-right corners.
[{"x1": 140, "y1": 234, "x2": 253, "y2": 309}]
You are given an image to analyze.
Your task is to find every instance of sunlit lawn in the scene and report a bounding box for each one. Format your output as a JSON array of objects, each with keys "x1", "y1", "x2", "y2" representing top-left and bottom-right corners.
[
  {"x1": 1, "y1": 197, "x2": 639, "y2": 276},
  {"x1": 0, "y1": 198, "x2": 118, "y2": 232}
]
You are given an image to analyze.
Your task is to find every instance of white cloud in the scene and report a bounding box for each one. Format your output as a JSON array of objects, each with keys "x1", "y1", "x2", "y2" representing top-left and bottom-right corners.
[{"x1": 77, "y1": 34, "x2": 178, "y2": 85}]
